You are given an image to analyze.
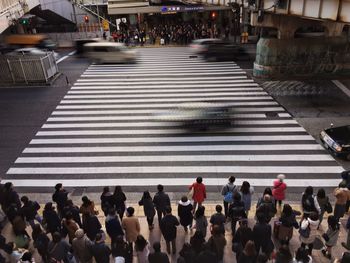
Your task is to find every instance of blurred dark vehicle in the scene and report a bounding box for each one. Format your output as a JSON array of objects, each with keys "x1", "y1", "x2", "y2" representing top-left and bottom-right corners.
[
  {"x1": 203, "y1": 42, "x2": 250, "y2": 62},
  {"x1": 75, "y1": 38, "x2": 101, "y2": 55},
  {"x1": 320, "y1": 124, "x2": 350, "y2": 160}
]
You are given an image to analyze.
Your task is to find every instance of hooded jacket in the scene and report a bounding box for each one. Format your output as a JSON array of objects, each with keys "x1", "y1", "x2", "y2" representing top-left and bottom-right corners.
[
  {"x1": 178, "y1": 200, "x2": 193, "y2": 227},
  {"x1": 299, "y1": 217, "x2": 320, "y2": 244}
]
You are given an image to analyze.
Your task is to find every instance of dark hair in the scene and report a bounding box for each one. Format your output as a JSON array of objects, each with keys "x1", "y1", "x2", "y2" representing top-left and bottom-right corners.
[
  {"x1": 295, "y1": 247, "x2": 310, "y2": 262},
  {"x1": 108, "y1": 207, "x2": 116, "y2": 216},
  {"x1": 309, "y1": 212, "x2": 319, "y2": 221},
  {"x1": 66, "y1": 199, "x2": 73, "y2": 206},
  {"x1": 196, "y1": 177, "x2": 203, "y2": 183},
  {"x1": 44, "y1": 202, "x2": 53, "y2": 210},
  {"x1": 103, "y1": 186, "x2": 109, "y2": 194},
  {"x1": 4, "y1": 182, "x2": 12, "y2": 191},
  {"x1": 263, "y1": 187, "x2": 272, "y2": 196},
  {"x1": 65, "y1": 212, "x2": 73, "y2": 220},
  {"x1": 95, "y1": 232, "x2": 103, "y2": 242},
  {"x1": 229, "y1": 176, "x2": 236, "y2": 183},
  {"x1": 215, "y1": 205, "x2": 222, "y2": 213},
  {"x1": 240, "y1": 181, "x2": 250, "y2": 195},
  {"x1": 135, "y1": 235, "x2": 147, "y2": 251},
  {"x1": 317, "y1": 188, "x2": 326, "y2": 199},
  {"x1": 305, "y1": 186, "x2": 313, "y2": 196},
  {"x1": 339, "y1": 181, "x2": 347, "y2": 188},
  {"x1": 157, "y1": 184, "x2": 164, "y2": 192},
  {"x1": 327, "y1": 215, "x2": 339, "y2": 230},
  {"x1": 239, "y1": 219, "x2": 248, "y2": 227},
  {"x1": 256, "y1": 213, "x2": 265, "y2": 223},
  {"x1": 142, "y1": 191, "x2": 151, "y2": 200},
  {"x1": 82, "y1": 196, "x2": 91, "y2": 205},
  {"x1": 181, "y1": 196, "x2": 188, "y2": 203},
  {"x1": 195, "y1": 206, "x2": 205, "y2": 218},
  {"x1": 20, "y1": 195, "x2": 29, "y2": 203},
  {"x1": 55, "y1": 183, "x2": 62, "y2": 191},
  {"x1": 256, "y1": 253, "x2": 269, "y2": 263},
  {"x1": 127, "y1": 207, "x2": 135, "y2": 216},
  {"x1": 165, "y1": 206, "x2": 172, "y2": 214},
  {"x1": 114, "y1": 186, "x2": 123, "y2": 195},
  {"x1": 52, "y1": 232, "x2": 62, "y2": 243},
  {"x1": 276, "y1": 245, "x2": 292, "y2": 262},
  {"x1": 153, "y1": 242, "x2": 161, "y2": 252},
  {"x1": 281, "y1": 204, "x2": 293, "y2": 217},
  {"x1": 233, "y1": 192, "x2": 241, "y2": 202},
  {"x1": 192, "y1": 230, "x2": 204, "y2": 241},
  {"x1": 21, "y1": 252, "x2": 33, "y2": 262},
  {"x1": 243, "y1": 240, "x2": 256, "y2": 257}
]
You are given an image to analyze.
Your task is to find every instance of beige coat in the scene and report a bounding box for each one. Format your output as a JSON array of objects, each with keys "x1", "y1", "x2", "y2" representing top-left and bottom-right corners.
[
  {"x1": 122, "y1": 216, "x2": 140, "y2": 242},
  {"x1": 334, "y1": 187, "x2": 350, "y2": 205}
]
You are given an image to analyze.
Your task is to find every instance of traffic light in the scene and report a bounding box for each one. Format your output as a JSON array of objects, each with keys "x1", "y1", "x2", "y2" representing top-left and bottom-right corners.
[
  {"x1": 19, "y1": 18, "x2": 29, "y2": 25},
  {"x1": 211, "y1": 11, "x2": 217, "y2": 20},
  {"x1": 84, "y1": 15, "x2": 89, "y2": 23}
]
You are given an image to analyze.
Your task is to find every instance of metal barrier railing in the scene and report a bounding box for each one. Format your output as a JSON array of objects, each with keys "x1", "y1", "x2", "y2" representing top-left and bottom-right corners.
[{"x1": 0, "y1": 52, "x2": 58, "y2": 85}]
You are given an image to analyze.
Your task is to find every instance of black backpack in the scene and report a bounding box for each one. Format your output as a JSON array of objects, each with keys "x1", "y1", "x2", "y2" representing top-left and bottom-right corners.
[{"x1": 303, "y1": 195, "x2": 316, "y2": 212}]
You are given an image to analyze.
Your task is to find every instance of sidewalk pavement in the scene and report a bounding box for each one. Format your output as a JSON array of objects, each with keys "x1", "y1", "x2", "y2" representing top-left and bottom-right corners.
[{"x1": 1, "y1": 202, "x2": 349, "y2": 262}]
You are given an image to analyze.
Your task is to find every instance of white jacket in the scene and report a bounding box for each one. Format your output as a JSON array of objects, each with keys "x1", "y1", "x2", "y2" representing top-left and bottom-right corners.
[{"x1": 299, "y1": 218, "x2": 319, "y2": 244}]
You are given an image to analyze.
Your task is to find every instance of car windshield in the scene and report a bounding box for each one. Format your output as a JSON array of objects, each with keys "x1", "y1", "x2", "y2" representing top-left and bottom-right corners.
[{"x1": 326, "y1": 126, "x2": 350, "y2": 143}]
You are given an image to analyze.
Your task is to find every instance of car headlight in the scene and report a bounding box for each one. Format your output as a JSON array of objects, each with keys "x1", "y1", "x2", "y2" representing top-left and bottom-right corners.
[
  {"x1": 320, "y1": 131, "x2": 326, "y2": 138},
  {"x1": 333, "y1": 142, "x2": 342, "y2": 152}
]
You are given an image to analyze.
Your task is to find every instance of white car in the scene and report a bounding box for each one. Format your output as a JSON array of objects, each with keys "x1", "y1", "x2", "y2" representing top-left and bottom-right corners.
[
  {"x1": 189, "y1": 38, "x2": 224, "y2": 54},
  {"x1": 7, "y1": 47, "x2": 59, "y2": 61}
]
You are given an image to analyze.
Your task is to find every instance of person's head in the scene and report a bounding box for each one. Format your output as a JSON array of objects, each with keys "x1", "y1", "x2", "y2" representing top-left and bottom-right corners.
[
  {"x1": 339, "y1": 181, "x2": 347, "y2": 188},
  {"x1": 238, "y1": 219, "x2": 248, "y2": 227},
  {"x1": 229, "y1": 176, "x2": 236, "y2": 183},
  {"x1": 211, "y1": 225, "x2": 221, "y2": 236},
  {"x1": 44, "y1": 202, "x2": 54, "y2": 211},
  {"x1": 21, "y1": 252, "x2": 33, "y2": 262},
  {"x1": 103, "y1": 186, "x2": 109, "y2": 194},
  {"x1": 95, "y1": 232, "x2": 103, "y2": 242},
  {"x1": 195, "y1": 206, "x2": 205, "y2": 218},
  {"x1": 126, "y1": 207, "x2": 135, "y2": 217},
  {"x1": 282, "y1": 204, "x2": 292, "y2": 217},
  {"x1": 55, "y1": 183, "x2": 62, "y2": 191},
  {"x1": 276, "y1": 245, "x2": 292, "y2": 262},
  {"x1": 81, "y1": 196, "x2": 90, "y2": 205},
  {"x1": 263, "y1": 187, "x2": 272, "y2": 196},
  {"x1": 66, "y1": 199, "x2": 73, "y2": 206},
  {"x1": 263, "y1": 194, "x2": 271, "y2": 202},
  {"x1": 114, "y1": 186, "x2": 122, "y2": 194},
  {"x1": 20, "y1": 195, "x2": 29, "y2": 204},
  {"x1": 75, "y1": 228, "x2": 85, "y2": 239},
  {"x1": 196, "y1": 177, "x2": 203, "y2": 184},
  {"x1": 153, "y1": 242, "x2": 161, "y2": 252},
  {"x1": 215, "y1": 204, "x2": 223, "y2": 213},
  {"x1": 327, "y1": 215, "x2": 339, "y2": 230},
  {"x1": 309, "y1": 212, "x2": 319, "y2": 221},
  {"x1": 65, "y1": 212, "x2": 73, "y2": 221},
  {"x1": 305, "y1": 186, "x2": 313, "y2": 196},
  {"x1": 240, "y1": 181, "x2": 250, "y2": 195},
  {"x1": 243, "y1": 240, "x2": 256, "y2": 257},
  {"x1": 143, "y1": 191, "x2": 151, "y2": 199},
  {"x1": 4, "y1": 182, "x2": 13, "y2": 191},
  {"x1": 135, "y1": 235, "x2": 147, "y2": 251},
  {"x1": 295, "y1": 246, "x2": 310, "y2": 262},
  {"x1": 233, "y1": 192, "x2": 241, "y2": 202},
  {"x1": 157, "y1": 184, "x2": 164, "y2": 192},
  {"x1": 165, "y1": 206, "x2": 172, "y2": 214},
  {"x1": 181, "y1": 196, "x2": 188, "y2": 203},
  {"x1": 108, "y1": 207, "x2": 116, "y2": 216},
  {"x1": 277, "y1": 174, "x2": 286, "y2": 182},
  {"x1": 52, "y1": 232, "x2": 62, "y2": 243},
  {"x1": 317, "y1": 188, "x2": 326, "y2": 199},
  {"x1": 256, "y1": 253, "x2": 269, "y2": 263}
]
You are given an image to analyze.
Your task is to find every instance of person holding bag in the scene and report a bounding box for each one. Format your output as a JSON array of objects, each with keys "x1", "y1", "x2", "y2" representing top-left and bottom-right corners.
[{"x1": 272, "y1": 174, "x2": 287, "y2": 209}]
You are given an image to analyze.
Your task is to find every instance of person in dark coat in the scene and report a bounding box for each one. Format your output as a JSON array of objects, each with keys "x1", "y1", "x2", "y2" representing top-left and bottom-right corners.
[
  {"x1": 62, "y1": 199, "x2": 82, "y2": 228},
  {"x1": 256, "y1": 194, "x2": 277, "y2": 223},
  {"x1": 105, "y1": 208, "x2": 124, "y2": 245},
  {"x1": 138, "y1": 191, "x2": 156, "y2": 230},
  {"x1": 91, "y1": 232, "x2": 111, "y2": 263},
  {"x1": 178, "y1": 196, "x2": 193, "y2": 232},
  {"x1": 148, "y1": 242, "x2": 169, "y2": 263},
  {"x1": 178, "y1": 242, "x2": 196, "y2": 263},
  {"x1": 83, "y1": 212, "x2": 102, "y2": 241},
  {"x1": 253, "y1": 213, "x2": 274, "y2": 257},
  {"x1": 190, "y1": 230, "x2": 205, "y2": 255},
  {"x1": 153, "y1": 184, "x2": 171, "y2": 225},
  {"x1": 207, "y1": 225, "x2": 227, "y2": 262},
  {"x1": 160, "y1": 206, "x2": 179, "y2": 254},
  {"x1": 232, "y1": 219, "x2": 253, "y2": 261},
  {"x1": 228, "y1": 193, "x2": 247, "y2": 235},
  {"x1": 2, "y1": 182, "x2": 21, "y2": 214},
  {"x1": 237, "y1": 240, "x2": 257, "y2": 263},
  {"x1": 48, "y1": 232, "x2": 71, "y2": 263},
  {"x1": 209, "y1": 205, "x2": 226, "y2": 234},
  {"x1": 100, "y1": 186, "x2": 114, "y2": 217},
  {"x1": 195, "y1": 242, "x2": 218, "y2": 263},
  {"x1": 19, "y1": 196, "x2": 41, "y2": 229},
  {"x1": 278, "y1": 204, "x2": 300, "y2": 243},
  {"x1": 112, "y1": 186, "x2": 127, "y2": 221},
  {"x1": 112, "y1": 235, "x2": 132, "y2": 262},
  {"x1": 42, "y1": 202, "x2": 61, "y2": 236},
  {"x1": 52, "y1": 183, "x2": 68, "y2": 218},
  {"x1": 31, "y1": 224, "x2": 49, "y2": 262}
]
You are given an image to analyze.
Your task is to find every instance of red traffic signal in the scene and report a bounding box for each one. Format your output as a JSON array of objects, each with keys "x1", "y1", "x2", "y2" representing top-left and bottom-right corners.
[
  {"x1": 211, "y1": 12, "x2": 217, "y2": 20},
  {"x1": 84, "y1": 15, "x2": 89, "y2": 23}
]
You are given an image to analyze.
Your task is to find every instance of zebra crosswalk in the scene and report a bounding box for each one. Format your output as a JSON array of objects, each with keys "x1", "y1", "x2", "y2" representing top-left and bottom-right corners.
[{"x1": 5, "y1": 47, "x2": 343, "y2": 190}]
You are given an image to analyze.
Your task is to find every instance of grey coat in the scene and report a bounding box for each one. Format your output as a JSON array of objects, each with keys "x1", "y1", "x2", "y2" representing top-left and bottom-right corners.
[{"x1": 72, "y1": 234, "x2": 93, "y2": 263}]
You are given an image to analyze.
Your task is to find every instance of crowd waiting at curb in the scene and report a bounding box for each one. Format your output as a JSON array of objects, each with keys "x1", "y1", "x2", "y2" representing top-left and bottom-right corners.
[{"x1": 0, "y1": 171, "x2": 350, "y2": 263}]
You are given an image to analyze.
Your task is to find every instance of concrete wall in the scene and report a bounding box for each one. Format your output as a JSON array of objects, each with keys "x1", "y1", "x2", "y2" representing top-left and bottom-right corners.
[{"x1": 253, "y1": 37, "x2": 350, "y2": 78}]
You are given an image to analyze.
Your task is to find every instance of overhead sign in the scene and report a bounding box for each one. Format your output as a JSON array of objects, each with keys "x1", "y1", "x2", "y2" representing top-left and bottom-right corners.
[{"x1": 160, "y1": 6, "x2": 205, "y2": 13}]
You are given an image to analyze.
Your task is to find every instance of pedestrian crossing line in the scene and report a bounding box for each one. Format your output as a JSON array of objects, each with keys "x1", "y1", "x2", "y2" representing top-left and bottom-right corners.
[
  {"x1": 1, "y1": 178, "x2": 340, "y2": 188},
  {"x1": 46, "y1": 113, "x2": 291, "y2": 122},
  {"x1": 55, "y1": 101, "x2": 281, "y2": 109},
  {"x1": 6, "y1": 166, "x2": 343, "y2": 175},
  {"x1": 22, "y1": 144, "x2": 325, "y2": 154},
  {"x1": 85, "y1": 68, "x2": 242, "y2": 73},
  {"x1": 51, "y1": 107, "x2": 287, "y2": 115},
  {"x1": 15, "y1": 154, "x2": 335, "y2": 163},
  {"x1": 76, "y1": 76, "x2": 249, "y2": 82},
  {"x1": 29, "y1": 135, "x2": 313, "y2": 145},
  {"x1": 72, "y1": 80, "x2": 255, "y2": 86},
  {"x1": 87, "y1": 65, "x2": 240, "y2": 70},
  {"x1": 63, "y1": 92, "x2": 269, "y2": 99},
  {"x1": 81, "y1": 72, "x2": 247, "y2": 77},
  {"x1": 36, "y1": 127, "x2": 307, "y2": 136},
  {"x1": 60, "y1": 97, "x2": 274, "y2": 104}
]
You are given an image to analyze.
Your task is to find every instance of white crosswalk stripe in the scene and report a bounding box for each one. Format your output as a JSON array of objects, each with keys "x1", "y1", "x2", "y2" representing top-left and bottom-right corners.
[{"x1": 4, "y1": 47, "x2": 343, "y2": 189}]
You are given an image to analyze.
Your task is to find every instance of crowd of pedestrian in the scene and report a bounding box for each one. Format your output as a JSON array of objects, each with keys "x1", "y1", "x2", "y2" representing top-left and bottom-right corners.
[
  {"x1": 111, "y1": 20, "x2": 230, "y2": 46},
  {"x1": 0, "y1": 172, "x2": 350, "y2": 263}
]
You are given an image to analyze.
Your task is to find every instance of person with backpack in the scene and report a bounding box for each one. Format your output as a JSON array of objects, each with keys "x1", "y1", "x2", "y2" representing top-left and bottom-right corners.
[
  {"x1": 19, "y1": 196, "x2": 41, "y2": 229},
  {"x1": 299, "y1": 212, "x2": 319, "y2": 255},
  {"x1": 256, "y1": 194, "x2": 277, "y2": 224},
  {"x1": 301, "y1": 186, "x2": 321, "y2": 217},
  {"x1": 272, "y1": 174, "x2": 287, "y2": 209},
  {"x1": 221, "y1": 176, "x2": 237, "y2": 218},
  {"x1": 228, "y1": 193, "x2": 247, "y2": 236}
]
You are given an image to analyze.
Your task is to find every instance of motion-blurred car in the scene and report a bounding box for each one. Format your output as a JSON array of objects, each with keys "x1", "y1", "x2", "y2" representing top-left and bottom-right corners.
[
  {"x1": 203, "y1": 42, "x2": 250, "y2": 62},
  {"x1": 153, "y1": 102, "x2": 233, "y2": 130},
  {"x1": 320, "y1": 124, "x2": 350, "y2": 160},
  {"x1": 189, "y1": 38, "x2": 225, "y2": 55},
  {"x1": 6, "y1": 47, "x2": 59, "y2": 61},
  {"x1": 83, "y1": 42, "x2": 137, "y2": 64}
]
